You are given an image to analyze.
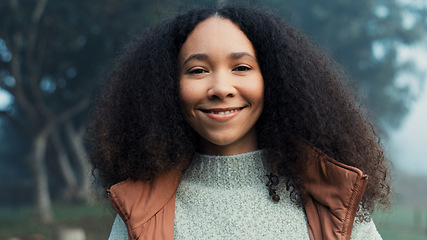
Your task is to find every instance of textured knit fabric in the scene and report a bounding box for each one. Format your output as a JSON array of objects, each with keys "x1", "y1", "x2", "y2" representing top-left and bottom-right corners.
[
  {"x1": 108, "y1": 150, "x2": 382, "y2": 240},
  {"x1": 109, "y1": 215, "x2": 128, "y2": 240},
  {"x1": 174, "y1": 150, "x2": 309, "y2": 239}
]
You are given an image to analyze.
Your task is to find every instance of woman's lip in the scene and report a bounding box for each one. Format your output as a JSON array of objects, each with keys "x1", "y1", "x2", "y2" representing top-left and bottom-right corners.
[{"x1": 199, "y1": 107, "x2": 245, "y2": 122}]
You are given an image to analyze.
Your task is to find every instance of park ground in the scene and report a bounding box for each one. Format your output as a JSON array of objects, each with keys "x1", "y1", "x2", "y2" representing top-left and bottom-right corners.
[{"x1": 0, "y1": 201, "x2": 426, "y2": 240}]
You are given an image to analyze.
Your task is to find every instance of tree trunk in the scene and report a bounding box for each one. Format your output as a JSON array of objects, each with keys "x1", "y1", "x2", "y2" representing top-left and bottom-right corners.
[
  {"x1": 51, "y1": 130, "x2": 78, "y2": 201},
  {"x1": 30, "y1": 126, "x2": 54, "y2": 223},
  {"x1": 65, "y1": 122, "x2": 94, "y2": 202}
]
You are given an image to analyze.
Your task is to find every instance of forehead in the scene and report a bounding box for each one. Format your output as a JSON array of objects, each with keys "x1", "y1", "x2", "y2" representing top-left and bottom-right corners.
[{"x1": 179, "y1": 17, "x2": 255, "y2": 62}]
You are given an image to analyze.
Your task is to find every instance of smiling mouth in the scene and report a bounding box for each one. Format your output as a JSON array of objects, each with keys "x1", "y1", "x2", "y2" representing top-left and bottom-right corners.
[{"x1": 200, "y1": 107, "x2": 246, "y2": 115}]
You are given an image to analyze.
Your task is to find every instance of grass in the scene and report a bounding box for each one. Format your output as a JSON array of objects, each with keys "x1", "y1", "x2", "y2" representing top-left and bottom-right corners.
[
  {"x1": 373, "y1": 205, "x2": 427, "y2": 240},
  {"x1": 1, "y1": 202, "x2": 426, "y2": 239},
  {"x1": 0, "y1": 202, "x2": 115, "y2": 240}
]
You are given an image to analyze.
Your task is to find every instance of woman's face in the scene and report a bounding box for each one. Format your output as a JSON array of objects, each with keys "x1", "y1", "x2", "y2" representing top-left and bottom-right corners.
[{"x1": 179, "y1": 17, "x2": 264, "y2": 156}]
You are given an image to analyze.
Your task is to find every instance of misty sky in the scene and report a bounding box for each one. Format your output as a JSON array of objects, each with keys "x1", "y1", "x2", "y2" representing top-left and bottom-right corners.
[
  {"x1": 389, "y1": 39, "x2": 427, "y2": 176},
  {"x1": 390, "y1": 88, "x2": 427, "y2": 176}
]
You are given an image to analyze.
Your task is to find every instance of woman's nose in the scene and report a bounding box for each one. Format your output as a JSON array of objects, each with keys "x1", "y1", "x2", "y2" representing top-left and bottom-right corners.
[{"x1": 207, "y1": 72, "x2": 236, "y2": 100}]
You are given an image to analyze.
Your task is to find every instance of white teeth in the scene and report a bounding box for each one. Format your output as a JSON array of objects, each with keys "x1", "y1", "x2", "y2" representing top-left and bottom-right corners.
[{"x1": 208, "y1": 109, "x2": 238, "y2": 114}]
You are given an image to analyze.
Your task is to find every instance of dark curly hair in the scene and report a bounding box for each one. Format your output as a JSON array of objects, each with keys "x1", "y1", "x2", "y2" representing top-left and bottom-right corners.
[{"x1": 87, "y1": 5, "x2": 391, "y2": 220}]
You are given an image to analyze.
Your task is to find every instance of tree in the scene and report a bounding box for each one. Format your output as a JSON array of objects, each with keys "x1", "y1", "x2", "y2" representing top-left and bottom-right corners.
[
  {"x1": 0, "y1": 0, "x2": 88, "y2": 223},
  {"x1": 257, "y1": 0, "x2": 426, "y2": 131},
  {"x1": 0, "y1": 0, "x2": 425, "y2": 223},
  {"x1": 0, "y1": 0, "x2": 198, "y2": 224}
]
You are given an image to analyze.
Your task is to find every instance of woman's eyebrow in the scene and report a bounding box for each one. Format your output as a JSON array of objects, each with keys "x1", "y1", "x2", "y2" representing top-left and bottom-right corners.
[
  {"x1": 182, "y1": 52, "x2": 256, "y2": 66},
  {"x1": 229, "y1": 52, "x2": 256, "y2": 61},
  {"x1": 183, "y1": 53, "x2": 208, "y2": 65}
]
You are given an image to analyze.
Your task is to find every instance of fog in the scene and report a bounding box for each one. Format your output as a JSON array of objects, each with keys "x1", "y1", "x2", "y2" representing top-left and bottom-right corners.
[
  {"x1": 389, "y1": 39, "x2": 427, "y2": 176},
  {"x1": 390, "y1": 84, "x2": 427, "y2": 175}
]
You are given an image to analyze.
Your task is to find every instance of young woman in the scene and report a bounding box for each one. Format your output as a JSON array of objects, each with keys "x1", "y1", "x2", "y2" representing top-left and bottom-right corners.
[{"x1": 88, "y1": 5, "x2": 390, "y2": 240}]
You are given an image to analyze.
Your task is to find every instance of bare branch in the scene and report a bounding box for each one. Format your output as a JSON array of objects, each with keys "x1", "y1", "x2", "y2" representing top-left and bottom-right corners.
[
  {"x1": 26, "y1": 0, "x2": 52, "y2": 120},
  {"x1": 0, "y1": 110, "x2": 23, "y2": 132},
  {"x1": 32, "y1": 0, "x2": 48, "y2": 22},
  {"x1": 27, "y1": 0, "x2": 49, "y2": 58},
  {"x1": 64, "y1": 120, "x2": 93, "y2": 202},
  {"x1": 10, "y1": 32, "x2": 38, "y2": 119},
  {"x1": 9, "y1": 0, "x2": 18, "y2": 10},
  {"x1": 50, "y1": 128, "x2": 78, "y2": 200},
  {"x1": 56, "y1": 98, "x2": 90, "y2": 125},
  {"x1": 76, "y1": 123, "x2": 86, "y2": 138},
  {"x1": 41, "y1": 98, "x2": 90, "y2": 137}
]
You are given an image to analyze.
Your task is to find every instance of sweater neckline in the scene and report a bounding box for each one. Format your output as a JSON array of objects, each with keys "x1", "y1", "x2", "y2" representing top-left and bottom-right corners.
[{"x1": 181, "y1": 150, "x2": 268, "y2": 188}]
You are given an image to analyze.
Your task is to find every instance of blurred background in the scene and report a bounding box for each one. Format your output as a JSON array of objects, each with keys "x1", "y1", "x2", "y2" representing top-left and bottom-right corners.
[{"x1": 0, "y1": 0, "x2": 426, "y2": 239}]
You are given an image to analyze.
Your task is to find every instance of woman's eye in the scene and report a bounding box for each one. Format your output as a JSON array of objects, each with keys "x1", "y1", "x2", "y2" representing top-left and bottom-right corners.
[
  {"x1": 188, "y1": 68, "x2": 207, "y2": 74},
  {"x1": 233, "y1": 66, "x2": 251, "y2": 72}
]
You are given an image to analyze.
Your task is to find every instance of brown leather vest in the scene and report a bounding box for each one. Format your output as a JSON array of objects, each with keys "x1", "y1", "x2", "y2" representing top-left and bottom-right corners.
[{"x1": 108, "y1": 147, "x2": 367, "y2": 240}]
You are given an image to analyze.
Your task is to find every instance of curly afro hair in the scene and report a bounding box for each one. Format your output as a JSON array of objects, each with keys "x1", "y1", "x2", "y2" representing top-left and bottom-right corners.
[{"x1": 87, "y1": 5, "x2": 391, "y2": 220}]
